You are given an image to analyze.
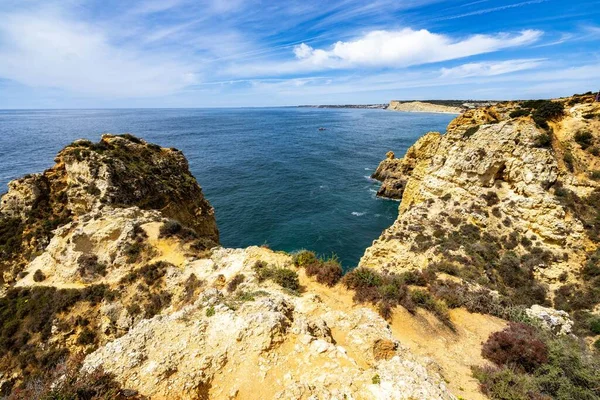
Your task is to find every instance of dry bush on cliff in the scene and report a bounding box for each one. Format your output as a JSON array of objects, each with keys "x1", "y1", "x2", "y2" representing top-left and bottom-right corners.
[{"x1": 294, "y1": 251, "x2": 343, "y2": 287}]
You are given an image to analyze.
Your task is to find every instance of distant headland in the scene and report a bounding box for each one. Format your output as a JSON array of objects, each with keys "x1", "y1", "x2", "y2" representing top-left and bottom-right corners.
[{"x1": 299, "y1": 100, "x2": 499, "y2": 113}]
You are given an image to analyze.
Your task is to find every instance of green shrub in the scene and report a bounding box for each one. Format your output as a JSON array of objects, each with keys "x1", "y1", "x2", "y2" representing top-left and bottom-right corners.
[
  {"x1": 464, "y1": 125, "x2": 480, "y2": 138},
  {"x1": 343, "y1": 268, "x2": 420, "y2": 318},
  {"x1": 144, "y1": 291, "x2": 172, "y2": 318},
  {"x1": 483, "y1": 191, "x2": 500, "y2": 206},
  {"x1": 272, "y1": 268, "x2": 300, "y2": 291},
  {"x1": 473, "y1": 365, "x2": 541, "y2": 400},
  {"x1": 589, "y1": 317, "x2": 600, "y2": 335},
  {"x1": 158, "y1": 219, "x2": 197, "y2": 241},
  {"x1": 554, "y1": 283, "x2": 598, "y2": 312},
  {"x1": 126, "y1": 303, "x2": 142, "y2": 317},
  {"x1": 206, "y1": 306, "x2": 215, "y2": 317},
  {"x1": 120, "y1": 261, "x2": 172, "y2": 286},
  {"x1": 182, "y1": 274, "x2": 203, "y2": 303},
  {"x1": 533, "y1": 133, "x2": 552, "y2": 148},
  {"x1": 475, "y1": 325, "x2": 600, "y2": 400},
  {"x1": 11, "y1": 355, "x2": 145, "y2": 400},
  {"x1": 227, "y1": 274, "x2": 245, "y2": 292},
  {"x1": 410, "y1": 289, "x2": 450, "y2": 323},
  {"x1": 33, "y1": 269, "x2": 46, "y2": 282},
  {"x1": 575, "y1": 130, "x2": 594, "y2": 150},
  {"x1": 510, "y1": 109, "x2": 531, "y2": 118},
  {"x1": 583, "y1": 250, "x2": 600, "y2": 280},
  {"x1": 116, "y1": 133, "x2": 144, "y2": 144},
  {"x1": 253, "y1": 261, "x2": 300, "y2": 292},
  {"x1": 293, "y1": 250, "x2": 318, "y2": 268},
  {"x1": 429, "y1": 261, "x2": 460, "y2": 276},
  {"x1": 532, "y1": 101, "x2": 564, "y2": 121},
  {"x1": 554, "y1": 185, "x2": 600, "y2": 243},
  {"x1": 400, "y1": 270, "x2": 428, "y2": 286},
  {"x1": 76, "y1": 327, "x2": 97, "y2": 346},
  {"x1": 302, "y1": 254, "x2": 343, "y2": 287},
  {"x1": 0, "y1": 217, "x2": 23, "y2": 259},
  {"x1": 522, "y1": 100, "x2": 550, "y2": 109},
  {"x1": 372, "y1": 374, "x2": 381, "y2": 384},
  {"x1": 77, "y1": 254, "x2": 107, "y2": 280},
  {"x1": 534, "y1": 116, "x2": 549, "y2": 130},
  {"x1": 124, "y1": 242, "x2": 143, "y2": 264},
  {"x1": 563, "y1": 151, "x2": 574, "y2": 171},
  {"x1": 343, "y1": 268, "x2": 383, "y2": 289},
  {"x1": 0, "y1": 285, "x2": 114, "y2": 372}
]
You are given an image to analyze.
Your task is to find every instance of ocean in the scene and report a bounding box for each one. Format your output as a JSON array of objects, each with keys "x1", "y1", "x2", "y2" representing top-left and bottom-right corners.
[{"x1": 0, "y1": 108, "x2": 454, "y2": 269}]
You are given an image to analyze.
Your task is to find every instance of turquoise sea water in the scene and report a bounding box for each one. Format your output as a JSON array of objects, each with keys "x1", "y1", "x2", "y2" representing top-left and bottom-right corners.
[{"x1": 0, "y1": 108, "x2": 454, "y2": 269}]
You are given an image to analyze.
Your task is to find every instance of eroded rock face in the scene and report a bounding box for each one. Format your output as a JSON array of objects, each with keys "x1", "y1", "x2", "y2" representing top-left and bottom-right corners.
[
  {"x1": 0, "y1": 134, "x2": 218, "y2": 284},
  {"x1": 372, "y1": 132, "x2": 441, "y2": 200},
  {"x1": 364, "y1": 99, "x2": 600, "y2": 299}
]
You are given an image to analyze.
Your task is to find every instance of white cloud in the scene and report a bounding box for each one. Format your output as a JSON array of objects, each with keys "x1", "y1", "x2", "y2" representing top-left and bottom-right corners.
[
  {"x1": 0, "y1": 10, "x2": 198, "y2": 97},
  {"x1": 440, "y1": 59, "x2": 546, "y2": 78},
  {"x1": 292, "y1": 28, "x2": 543, "y2": 69}
]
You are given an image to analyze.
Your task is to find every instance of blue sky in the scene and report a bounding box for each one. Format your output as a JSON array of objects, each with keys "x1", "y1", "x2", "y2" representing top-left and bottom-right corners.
[{"x1": 0, "y1": 0, "x2": 599, "y2": 108}]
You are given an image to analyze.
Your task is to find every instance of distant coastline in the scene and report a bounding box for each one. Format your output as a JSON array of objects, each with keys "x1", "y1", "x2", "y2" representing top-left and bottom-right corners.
[
  {"x1": 298, "y1": 104, "x2": 387, "y2": 109},
  {"x1": 298, "y1": 100, "x2": 499, "y2": 114}
]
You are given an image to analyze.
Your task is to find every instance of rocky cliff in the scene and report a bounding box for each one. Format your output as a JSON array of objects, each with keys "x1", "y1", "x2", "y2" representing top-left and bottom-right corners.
[
  {"x1": 0, "y1": 134, "x2": 218, "y2": 286},
  {"x1": 367, "y1": 94, "x2": 600, "y2": 309}
]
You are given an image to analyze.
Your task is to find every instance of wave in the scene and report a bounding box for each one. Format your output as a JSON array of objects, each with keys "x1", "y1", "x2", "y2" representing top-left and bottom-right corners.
[
  {"x1": 351, "y1": 211, "x2": 366, "y2": 216},
  {"x1": 369, "y1": 188, "x2": 377, "y2": 193}
]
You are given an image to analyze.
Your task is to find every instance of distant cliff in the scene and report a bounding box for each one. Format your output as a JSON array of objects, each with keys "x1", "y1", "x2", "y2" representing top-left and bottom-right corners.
[{"x1": 387, "y1": 100, "x2": 463, "y2": 113}]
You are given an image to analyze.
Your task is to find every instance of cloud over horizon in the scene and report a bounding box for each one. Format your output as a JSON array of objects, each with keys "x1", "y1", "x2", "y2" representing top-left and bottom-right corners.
[{"x1": 290, "y1": 29, "x2": 542, "y2": 70}]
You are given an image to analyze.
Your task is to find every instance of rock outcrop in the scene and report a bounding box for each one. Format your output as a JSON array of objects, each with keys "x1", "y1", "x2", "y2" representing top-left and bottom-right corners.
[
  {"x1": 0, "y1": 134, "x2": 218, "y2": 285},
  {"x1": 526, "y1": 304, "x2": 573, "y2": 335}
]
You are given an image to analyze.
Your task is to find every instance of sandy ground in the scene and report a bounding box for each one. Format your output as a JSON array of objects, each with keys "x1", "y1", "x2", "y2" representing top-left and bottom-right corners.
[{"x1": 302, "y1": 271, "x2": 505, "y2": 400}]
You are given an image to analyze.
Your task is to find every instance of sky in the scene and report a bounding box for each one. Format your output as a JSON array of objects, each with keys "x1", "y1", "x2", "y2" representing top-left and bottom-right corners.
[{"x1": 0, "y1": 0, "x2": 599, "y2": 108}]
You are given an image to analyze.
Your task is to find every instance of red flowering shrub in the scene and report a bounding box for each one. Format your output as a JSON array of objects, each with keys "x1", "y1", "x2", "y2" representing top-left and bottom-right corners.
[{"x1": 482, "y1": 322, "x2": 548, "y2": 372}]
